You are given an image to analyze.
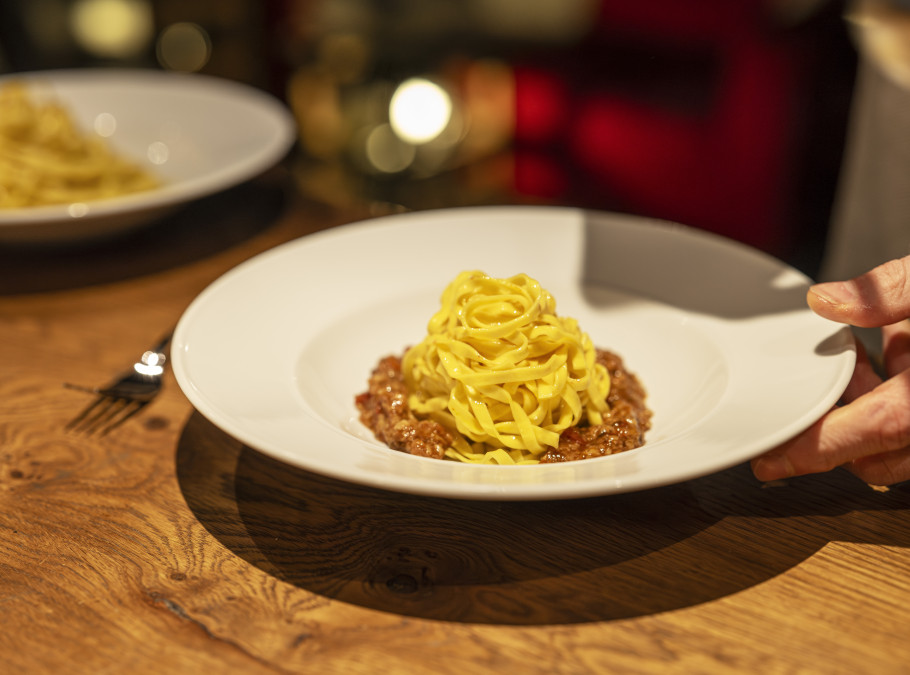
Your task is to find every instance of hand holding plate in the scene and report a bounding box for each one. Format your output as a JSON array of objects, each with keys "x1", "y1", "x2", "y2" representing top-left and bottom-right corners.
[{"x1": 752, "y1": 257, "x2": 910, "y2": 486}]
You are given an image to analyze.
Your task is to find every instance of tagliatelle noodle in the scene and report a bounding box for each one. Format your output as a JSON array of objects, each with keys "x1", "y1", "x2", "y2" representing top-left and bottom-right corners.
[
  {"x1": 401, "y1": 271, "x2": 611, "y2": 464},
  {"x1": 0, "y1": 81, "x2": 159, "y2": 209}
]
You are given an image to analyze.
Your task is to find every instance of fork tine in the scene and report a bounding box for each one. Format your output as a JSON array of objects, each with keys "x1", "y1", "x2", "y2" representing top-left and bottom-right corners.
[
  {"x1": 67, "y1": 396, "x2": 147, "y2": 436},
  {"x1": 65, "y1": 395, "x2": 109, "y2": 432},
  {"x1": 81, "y1": 397, "x2": 128, "y2": 435},
  {"x1": 97, "y1": 399, "x2": 147, "y2": 436}
]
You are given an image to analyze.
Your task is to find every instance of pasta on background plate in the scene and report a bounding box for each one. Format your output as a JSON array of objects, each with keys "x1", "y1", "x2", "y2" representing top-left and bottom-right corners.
[
  {"x1": 356, "y1": 270, "x2": 652, "y2": 465},
  {"x1": 0, "y1": 81, "x2": 159, "y2": 209}
]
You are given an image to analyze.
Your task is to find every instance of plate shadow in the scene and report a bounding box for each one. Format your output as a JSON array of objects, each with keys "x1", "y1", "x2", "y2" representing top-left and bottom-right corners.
[
  {"x1": 175, "y1": 412, "x2": 910, "y2": 625},
  {"x1": 0, "y1": 170, "x2": 290, "y2": 295},
  {"x1": 579, "y1": 211, "x2": 814, "y2": 318}
]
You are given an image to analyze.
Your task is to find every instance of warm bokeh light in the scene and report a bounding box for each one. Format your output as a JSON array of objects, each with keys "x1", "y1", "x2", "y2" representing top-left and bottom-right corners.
[
  {"x1": 389, "y1": 78, "x2": 453, "y2": 144},
  {"x1": 147, "y1": 141, "x2": 169, "y2": 165},
  {"x1": 364, "y1": 123, "x2": 416, "y2": 173},
  {"x1": 287, "y1": 68, "x2": 345, "y2": 160},
  {"x1": 156, "y1": 22, "x2": 212, "y2": 72},
  {"x1": 93, "y1": 112, "x2": 117, "y2": 138},
  {"x1": 67, "y1": 203, "x2": 89, "y2": 218},
  {"x1": 69, "y1": 0, "x2": 153, "y2": 59},
  {"x1": 459, "y1": 59, "x2": 515, "y2": 160}
]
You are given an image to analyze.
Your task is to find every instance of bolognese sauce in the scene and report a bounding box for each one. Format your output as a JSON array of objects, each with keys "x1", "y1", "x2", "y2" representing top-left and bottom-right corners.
[{"x1": 355, "y1": 349, "x2": 651, "y2": 463}]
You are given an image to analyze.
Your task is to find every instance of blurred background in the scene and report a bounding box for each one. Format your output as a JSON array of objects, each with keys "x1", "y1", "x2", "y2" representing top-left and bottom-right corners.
[{"x1": 0, "y1": 0, "x2": 860, "y2": 277}]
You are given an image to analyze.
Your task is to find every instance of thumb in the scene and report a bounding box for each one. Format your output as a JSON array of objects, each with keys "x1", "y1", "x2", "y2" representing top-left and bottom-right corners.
[{"x1": 808, "y1": 258, "x2": 910, "y2": 328}]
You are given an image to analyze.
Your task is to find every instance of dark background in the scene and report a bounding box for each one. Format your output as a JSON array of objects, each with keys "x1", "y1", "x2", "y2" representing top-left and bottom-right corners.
[{"x1": 0, "y1": 0, "x2": 859, "y2": 278}]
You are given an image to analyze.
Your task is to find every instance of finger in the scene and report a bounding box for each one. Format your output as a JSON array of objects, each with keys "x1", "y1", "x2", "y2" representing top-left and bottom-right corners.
[
  {"x1": 882, "y1": 319, "x2": 910, "y2": 377},
  {"x1": 848, "y1": 447, "x2": 910, "y2": 486},
  {"x1": 841, "y1": 338, "x2": 882, "y2": 403},
  {"x1": 751, "y1": 369, "x2": 910, "y2": 481},
  {"x1": 808, "y1": 258, "x2": 910, "y2": 328}
]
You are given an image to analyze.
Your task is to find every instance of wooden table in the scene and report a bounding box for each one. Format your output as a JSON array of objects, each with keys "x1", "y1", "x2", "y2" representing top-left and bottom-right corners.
[{"x1": 2, "y1": 170, "x2": 909, "y2": 674}]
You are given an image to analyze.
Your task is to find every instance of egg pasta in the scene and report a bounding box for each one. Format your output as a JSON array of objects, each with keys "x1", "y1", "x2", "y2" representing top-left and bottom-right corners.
[
  {"x1": 0, "y1": 81, "x2": 159, "y2": 209},
  {"x1": 401, "y1": 271, "x2": 611, "y2": 464}
]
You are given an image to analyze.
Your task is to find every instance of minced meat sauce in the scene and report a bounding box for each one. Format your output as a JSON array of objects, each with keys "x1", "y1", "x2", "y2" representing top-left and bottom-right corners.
[{"x1": 355, "y1": 350, "x2": 652, "y2": 463}]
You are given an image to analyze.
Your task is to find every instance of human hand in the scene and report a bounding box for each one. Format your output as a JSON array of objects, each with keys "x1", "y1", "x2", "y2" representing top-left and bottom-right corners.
[{"x1": 751, "y1": 258, "x2": 910, "y2": 486}]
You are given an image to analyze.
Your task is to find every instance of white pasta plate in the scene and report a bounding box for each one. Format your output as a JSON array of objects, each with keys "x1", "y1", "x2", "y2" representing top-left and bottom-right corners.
[
  {"x1": 0, "y1": 68, "x2": 295, "y2": 244},
  {"x1": 172, "y1": 206, "x2": 856, "y2": 500}
]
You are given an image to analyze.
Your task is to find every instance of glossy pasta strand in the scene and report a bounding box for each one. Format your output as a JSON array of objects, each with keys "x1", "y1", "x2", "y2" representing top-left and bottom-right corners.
[{"x1": 403, "y1": 271, "x2": 611, "y2": 463}]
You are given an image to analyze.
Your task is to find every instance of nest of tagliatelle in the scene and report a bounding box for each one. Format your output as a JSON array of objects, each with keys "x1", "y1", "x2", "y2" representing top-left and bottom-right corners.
[{"x1": 356, "y1": 271, "x2": 652, "y2": 465}]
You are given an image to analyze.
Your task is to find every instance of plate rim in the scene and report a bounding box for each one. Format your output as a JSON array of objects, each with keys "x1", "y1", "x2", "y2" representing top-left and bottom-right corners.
[{"x1": 172, "y1": 205, "x2": 856, "y2": 500}]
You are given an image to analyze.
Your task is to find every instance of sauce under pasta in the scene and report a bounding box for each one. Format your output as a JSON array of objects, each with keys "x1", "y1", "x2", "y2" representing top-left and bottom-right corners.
[{"x1": 356, "y1": 271, "x2": 652, "y2": 465}]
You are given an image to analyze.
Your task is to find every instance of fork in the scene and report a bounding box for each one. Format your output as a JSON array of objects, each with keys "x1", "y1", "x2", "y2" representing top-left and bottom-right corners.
[{"x1": 64, "y1": 333, "x2": 171, "y2": 435}]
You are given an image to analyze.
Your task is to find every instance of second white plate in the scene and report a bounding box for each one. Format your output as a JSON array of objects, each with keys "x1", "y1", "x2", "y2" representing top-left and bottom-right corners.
[{"x1": 0, "y1": 68, "x2": 295, "y2": 243}]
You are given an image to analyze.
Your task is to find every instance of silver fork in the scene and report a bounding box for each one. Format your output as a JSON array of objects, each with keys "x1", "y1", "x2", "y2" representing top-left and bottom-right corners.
[{"x1": 64, "y1": 334, "x2": 171, "y2": 435}]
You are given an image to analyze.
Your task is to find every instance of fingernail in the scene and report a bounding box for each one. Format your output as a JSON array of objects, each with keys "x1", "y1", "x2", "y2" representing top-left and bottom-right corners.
[
  {"x1": 810, "y1": 280, "x2": 858, "y2": 306},
  {"x1": 752, "y1": 454, "x2": 793, "y2": 481}
]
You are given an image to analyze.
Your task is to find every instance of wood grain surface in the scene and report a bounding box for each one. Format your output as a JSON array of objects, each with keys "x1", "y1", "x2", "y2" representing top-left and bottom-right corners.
[{"x1": 2, "y1": 173, "x2": 909, "y2": 674}]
